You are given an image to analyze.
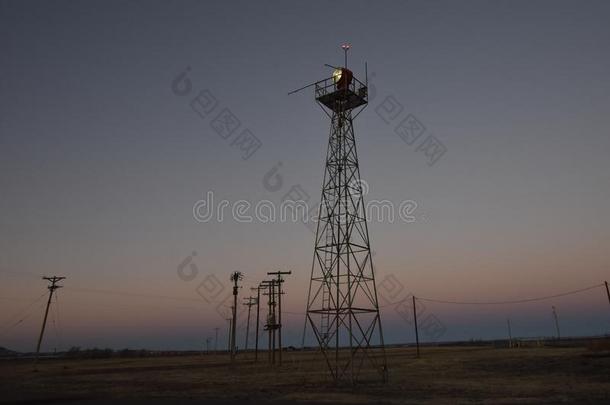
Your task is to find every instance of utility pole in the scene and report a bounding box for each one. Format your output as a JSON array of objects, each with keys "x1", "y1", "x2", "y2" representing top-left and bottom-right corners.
[
  {"x1": 507, "y1": 318, "x2": 513, "y2": 348},
  {"x1": 271, "y1": 281, "x2": 276, "y2": 365},
  {"x1": 214, "y1": 327, "x2": 219, "y2": 352},
  {"x1": 552, "y1": 306, "x2": 561, "y2": 340},
  {"x1": 605, "y1": 281, "x2": 610, "y2": 307},
  {"x1": 36, "y1": 276, "x2": 65, "y2": 358},
  {"x1": 267, "y1": 270, "x2": 291, "y2": 365},
  {"x1": 251, "y1": 285, "x2": 262, "y2": 363},
  {"x1": 272, "y1": 281, "x2": 276, "y2": 365},
  {"x1": 205, "y1": 337, "x2": 211, "y2": 354},
  {"x1": 226, "y1": 317, "x2": 232, "y2": 353},
  {"x1": 230, "y1": 271, "x2": 243, "y2": 363},
  {"x1": 261, "y1": 280, "x2": 275, "y2": 365},
  {"x1": 412, "y1": 296, "x2": 420, "y2": 358},
  {"x1": 243, "y1": 296, "x2": 256, "y2": 352}
]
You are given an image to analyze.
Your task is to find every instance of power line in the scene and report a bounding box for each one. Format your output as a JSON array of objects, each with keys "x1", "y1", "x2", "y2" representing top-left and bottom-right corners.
[
  {"x1": 0, "y1": 292, "x2": 48, "y2": 331},
  {"x1": 65, "y1": 286, "x2": 231, "y2": 307},
  {"x1": 6, "y1": 279, "x2": 603, "y2": 352},
  {"x1": 21, "y1": 281, "x2": 608, "y2": 315},
  {"x1": 0, "y1": 269, "x2": 43, "y2": 279},
  {"x1": 0, "y1": 300, "x2": 47, "y2": 337},
  {"x1": 0, "y1": 297, "x2": 45, "y2": 303},
  {"x1": 61, "y1": 280, "x2": 608, "y2": 310},
  {"x1": 381, "y1": 283, "x2": 605, "y2": 307},
  {"x1": 60, "y1": 291, "x2": 212, "y2": 313}
]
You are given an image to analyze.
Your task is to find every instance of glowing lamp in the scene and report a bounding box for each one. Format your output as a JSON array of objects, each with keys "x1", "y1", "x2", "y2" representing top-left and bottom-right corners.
[{"x1": 333, "y1": 68, "x2": 353, "y2": 90}]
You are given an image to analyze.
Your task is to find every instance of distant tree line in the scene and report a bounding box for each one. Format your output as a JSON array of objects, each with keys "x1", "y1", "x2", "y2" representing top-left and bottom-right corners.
[{"x1": 65, "y1": 346, "x2": 202, "y2": 358}]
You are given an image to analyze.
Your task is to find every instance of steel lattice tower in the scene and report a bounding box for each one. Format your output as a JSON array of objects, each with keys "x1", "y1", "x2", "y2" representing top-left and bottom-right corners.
[{"x1": 296, "y1": 47, "x2": 387, "y2": 383}]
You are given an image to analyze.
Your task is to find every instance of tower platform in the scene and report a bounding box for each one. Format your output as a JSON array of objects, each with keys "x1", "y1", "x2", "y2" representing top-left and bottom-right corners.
[{"x1": 315, "y1": 76, "x2": 368, "y2": 112}]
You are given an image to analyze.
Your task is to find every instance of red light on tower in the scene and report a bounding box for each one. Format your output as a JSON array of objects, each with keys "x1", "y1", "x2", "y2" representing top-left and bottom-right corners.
[
  {"x1": 341, "y1": 43, "x2": 351, "y2": 69},
  {"x1": 335, "y1": 43, "x2": 353, "y2": 90}
]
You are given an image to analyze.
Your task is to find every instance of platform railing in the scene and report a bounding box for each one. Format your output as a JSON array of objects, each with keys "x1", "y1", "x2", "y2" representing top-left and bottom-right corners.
[{"x1": 315, "y1": 76, "x2": 367, "y2": 100}]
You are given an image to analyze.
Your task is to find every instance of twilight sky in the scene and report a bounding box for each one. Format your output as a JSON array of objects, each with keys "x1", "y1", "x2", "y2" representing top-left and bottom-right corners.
[{"x1": 1, "y1": 0, "x2": 610, "y2": 352}]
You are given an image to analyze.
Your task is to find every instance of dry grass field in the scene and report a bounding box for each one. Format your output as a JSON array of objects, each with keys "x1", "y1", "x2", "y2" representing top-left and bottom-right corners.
[{"x1": 1, "y1": 345, "x2": 610, "y2": 404}]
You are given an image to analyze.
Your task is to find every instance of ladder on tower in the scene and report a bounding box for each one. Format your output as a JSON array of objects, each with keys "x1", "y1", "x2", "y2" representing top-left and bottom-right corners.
[{"x1": 320, "y1": 224, "x2": 333, "y2": 348}]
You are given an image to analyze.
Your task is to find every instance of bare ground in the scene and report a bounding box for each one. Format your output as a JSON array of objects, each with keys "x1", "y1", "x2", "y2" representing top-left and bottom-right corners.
[{"x1": 1, "y1": 346, "x2": 609, "y2": 404}]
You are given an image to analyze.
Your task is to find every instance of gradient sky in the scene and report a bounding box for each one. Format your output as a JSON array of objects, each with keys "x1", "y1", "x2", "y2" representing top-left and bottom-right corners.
[{"x1": 1, "y1": 0, "x2": 610, "y2": 352}]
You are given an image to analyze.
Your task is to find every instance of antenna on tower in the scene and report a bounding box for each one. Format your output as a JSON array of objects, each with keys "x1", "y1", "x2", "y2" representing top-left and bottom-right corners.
[
  {"x1": 324, "y1": 63, "x2": 341, "y2": 70},
  {"x1": 341, "y1": 43, "x2": 350, "y2": 68},
  {"x1": 288, "y1": 81, "x2": 317, "y2": 95}
]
